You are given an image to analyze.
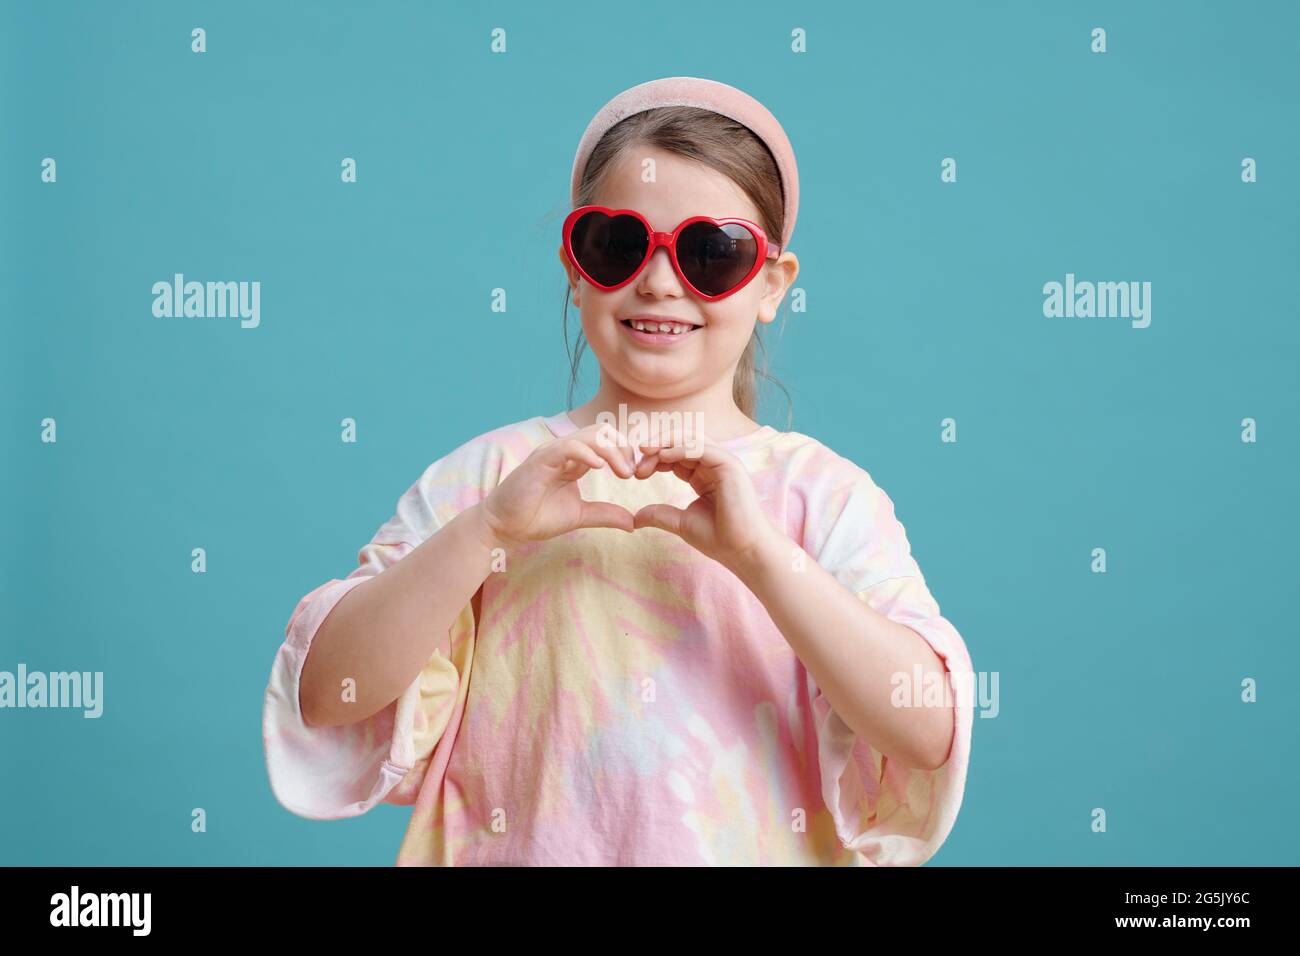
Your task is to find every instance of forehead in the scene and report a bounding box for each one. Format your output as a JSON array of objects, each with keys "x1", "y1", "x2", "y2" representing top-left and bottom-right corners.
[{"x1": 594, "y1": 145, "x2": 760, "y2": 228}]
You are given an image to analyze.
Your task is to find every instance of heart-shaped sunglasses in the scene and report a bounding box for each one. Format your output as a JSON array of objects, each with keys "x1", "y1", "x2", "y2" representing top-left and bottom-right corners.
[{"x1": 562, "y1": 205, "x2": 781, "y2": 301}]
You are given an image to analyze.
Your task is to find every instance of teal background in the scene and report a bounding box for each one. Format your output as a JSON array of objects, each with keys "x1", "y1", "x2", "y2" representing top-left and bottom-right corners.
[{"x1": 2, "y1": 0, "x2": 1297, "y2": 865}]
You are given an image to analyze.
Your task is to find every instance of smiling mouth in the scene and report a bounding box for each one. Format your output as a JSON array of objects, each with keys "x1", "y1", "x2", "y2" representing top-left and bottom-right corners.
[{"x1": 619, "y1": 319, "x2": 700, "y2": 336}]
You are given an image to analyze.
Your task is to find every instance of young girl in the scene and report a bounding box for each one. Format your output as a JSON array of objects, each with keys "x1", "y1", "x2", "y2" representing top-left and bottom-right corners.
[{"x1": 262, "y1": 76, "x2": 974, "y2": 867}]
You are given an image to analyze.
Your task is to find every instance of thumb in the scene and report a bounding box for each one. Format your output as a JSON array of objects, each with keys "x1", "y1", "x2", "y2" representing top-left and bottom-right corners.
[
  {"x1": 633, "y1": 503, "x2": 687, "y2": 536},
  {"x1": 575, "y1": 500, "x2": 635, "y2": 533}
]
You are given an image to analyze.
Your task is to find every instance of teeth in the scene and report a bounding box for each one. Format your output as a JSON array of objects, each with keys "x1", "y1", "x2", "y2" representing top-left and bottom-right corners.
[{"x1": 630, "y1": 320, "x2": 693, "y2": 334}]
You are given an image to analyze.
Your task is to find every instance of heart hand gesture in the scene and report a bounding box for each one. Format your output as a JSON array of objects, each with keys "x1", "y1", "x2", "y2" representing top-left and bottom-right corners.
[
  {"x1": 480, "y1": 422, "x2": 637, "y2": 548},
  {"x1": 631, "y1": 435, "x2": 783, "y2": 574}
]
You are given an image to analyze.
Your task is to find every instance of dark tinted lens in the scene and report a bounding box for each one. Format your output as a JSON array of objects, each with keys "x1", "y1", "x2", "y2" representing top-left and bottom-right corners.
[
  {"x1": 676, "y1": 222, "x2": 758, "y2": 296},
  {"x1": 570, "y1": 212, "x2": 649, "y2": 287}
]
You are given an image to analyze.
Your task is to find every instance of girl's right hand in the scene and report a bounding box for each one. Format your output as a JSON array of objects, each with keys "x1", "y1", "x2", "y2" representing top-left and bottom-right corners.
[{"x1": 479, "y1": 422, "x2": 638, "y2": 548}]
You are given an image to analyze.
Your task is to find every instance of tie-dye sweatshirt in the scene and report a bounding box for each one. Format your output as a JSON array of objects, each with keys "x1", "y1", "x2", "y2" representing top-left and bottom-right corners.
[{"x1": 262, "y1": 411, "x2": 974, "y2": 866}]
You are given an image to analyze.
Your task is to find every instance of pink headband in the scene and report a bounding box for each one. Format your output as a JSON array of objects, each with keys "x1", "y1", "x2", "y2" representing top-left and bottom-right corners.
[{"x1": 569, "y1": 75, "x2": 800, "y2": 251}]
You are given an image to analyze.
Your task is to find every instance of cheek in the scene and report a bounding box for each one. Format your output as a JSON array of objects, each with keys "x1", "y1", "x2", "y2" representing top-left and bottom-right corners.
[
  {"x1": 702, "y1": 299, "x2": 758, "y2": 344},
  {"x1": 577, "y1": 289, "x2": 617, "y2": 335}
]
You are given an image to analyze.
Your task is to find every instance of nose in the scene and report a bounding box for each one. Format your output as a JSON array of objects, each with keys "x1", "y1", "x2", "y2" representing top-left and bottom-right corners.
[{"x1": 636, "y1": 242, "x2": 683, "y2": 297}]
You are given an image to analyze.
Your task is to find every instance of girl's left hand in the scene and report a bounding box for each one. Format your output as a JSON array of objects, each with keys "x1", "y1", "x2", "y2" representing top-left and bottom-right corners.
[{"x1": 631, "y1": 435, "x2": 784, "y2": 573}]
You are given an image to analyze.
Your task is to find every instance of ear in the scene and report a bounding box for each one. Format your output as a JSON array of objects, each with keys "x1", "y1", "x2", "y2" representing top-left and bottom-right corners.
[
  {"x1": 756, "y1": 251, "x2": 799, "y2": 326},
  {"x1": 559, "y1": 244, "x2": 582, "y2": 307}
]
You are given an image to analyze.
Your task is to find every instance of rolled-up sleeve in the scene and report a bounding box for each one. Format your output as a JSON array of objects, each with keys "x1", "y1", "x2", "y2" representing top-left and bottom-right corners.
[
  {"x1": 262, "y1": 487, "x2": 470, "y2": 821},
  {"x1": 807, "y1": 462, "x2": 974, "y2": 866}
]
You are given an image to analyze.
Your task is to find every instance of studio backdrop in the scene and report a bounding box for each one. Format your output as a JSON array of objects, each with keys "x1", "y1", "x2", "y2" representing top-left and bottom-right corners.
[{"x1": 2, "y1": 0, "x2": 1297, "y2": 865}]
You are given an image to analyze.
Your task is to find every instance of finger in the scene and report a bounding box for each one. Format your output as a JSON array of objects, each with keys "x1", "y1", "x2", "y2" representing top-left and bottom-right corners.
[
  {"x1": 633, "y1": 503, "x2": 687, "y2": 536},
  {"x1": 633, "y1": 440, "x2": 708, "y2": 477},
  {"x1": 633, "y1": 448, "x2": 661, "y2": 479},
  {"x1": 652, "y1": 441, "x2": 731, "y2": 467},
  {"x1": 576, "y1": 423, "x2": 636, "y2": 477},
  {"x1": 547, "y1": 438, "x2": 607, "y2": 477},
  {"x1": 647, "y1": 455, "x2": 698, "y2": 478},
  {"x1": 576, "y1": 501, "x2": 635, "y2": 533},
  {"x1": 634, "y1": 451, "x2": 704, "y2": 490},
  {"x1": 638, "y1": 425, "x2": 719, "y2": 458},
  {"x1": 668, "y1": 461, "x2": 702, "y2": 487}
]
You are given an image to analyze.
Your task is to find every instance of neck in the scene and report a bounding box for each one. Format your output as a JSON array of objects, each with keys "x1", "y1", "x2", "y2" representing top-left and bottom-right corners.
[{"x1": 568, "y1": 374, "x2": 760, "y2": 443}]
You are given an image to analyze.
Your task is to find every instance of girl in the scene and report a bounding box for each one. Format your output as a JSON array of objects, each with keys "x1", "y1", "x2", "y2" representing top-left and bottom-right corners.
[{"x1": 262, "y1": 76, "x2": 974, "y2": 866}]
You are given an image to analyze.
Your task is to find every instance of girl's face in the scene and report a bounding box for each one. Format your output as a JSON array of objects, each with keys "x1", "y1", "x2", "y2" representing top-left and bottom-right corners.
[{"x1": 560, "y1": 146, "x2": 795, "y2": 406}]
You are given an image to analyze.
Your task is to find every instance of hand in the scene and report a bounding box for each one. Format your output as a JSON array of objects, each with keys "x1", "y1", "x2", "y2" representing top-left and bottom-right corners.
[
  {"x1": 631, "y1": 434, "x2": 785, "y2": 573},
  {"x1": 480, "y1": 422, "x2": 638, "y2": 549}
]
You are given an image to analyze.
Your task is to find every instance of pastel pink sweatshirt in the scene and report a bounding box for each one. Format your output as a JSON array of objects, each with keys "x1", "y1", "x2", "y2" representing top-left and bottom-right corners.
[{"x1": 262, "y1": 412, "x2": 974, "y2": 865}]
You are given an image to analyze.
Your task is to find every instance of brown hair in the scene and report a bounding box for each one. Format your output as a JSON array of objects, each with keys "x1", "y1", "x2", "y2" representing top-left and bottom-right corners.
[{"x1": 564, "y1": 106, "x2": 791, "y2": 426}]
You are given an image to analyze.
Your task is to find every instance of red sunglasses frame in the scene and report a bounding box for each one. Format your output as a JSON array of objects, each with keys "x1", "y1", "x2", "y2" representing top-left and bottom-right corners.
[{"x1": 562, "y1": 204, "x2": 781, "y2": 302}]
